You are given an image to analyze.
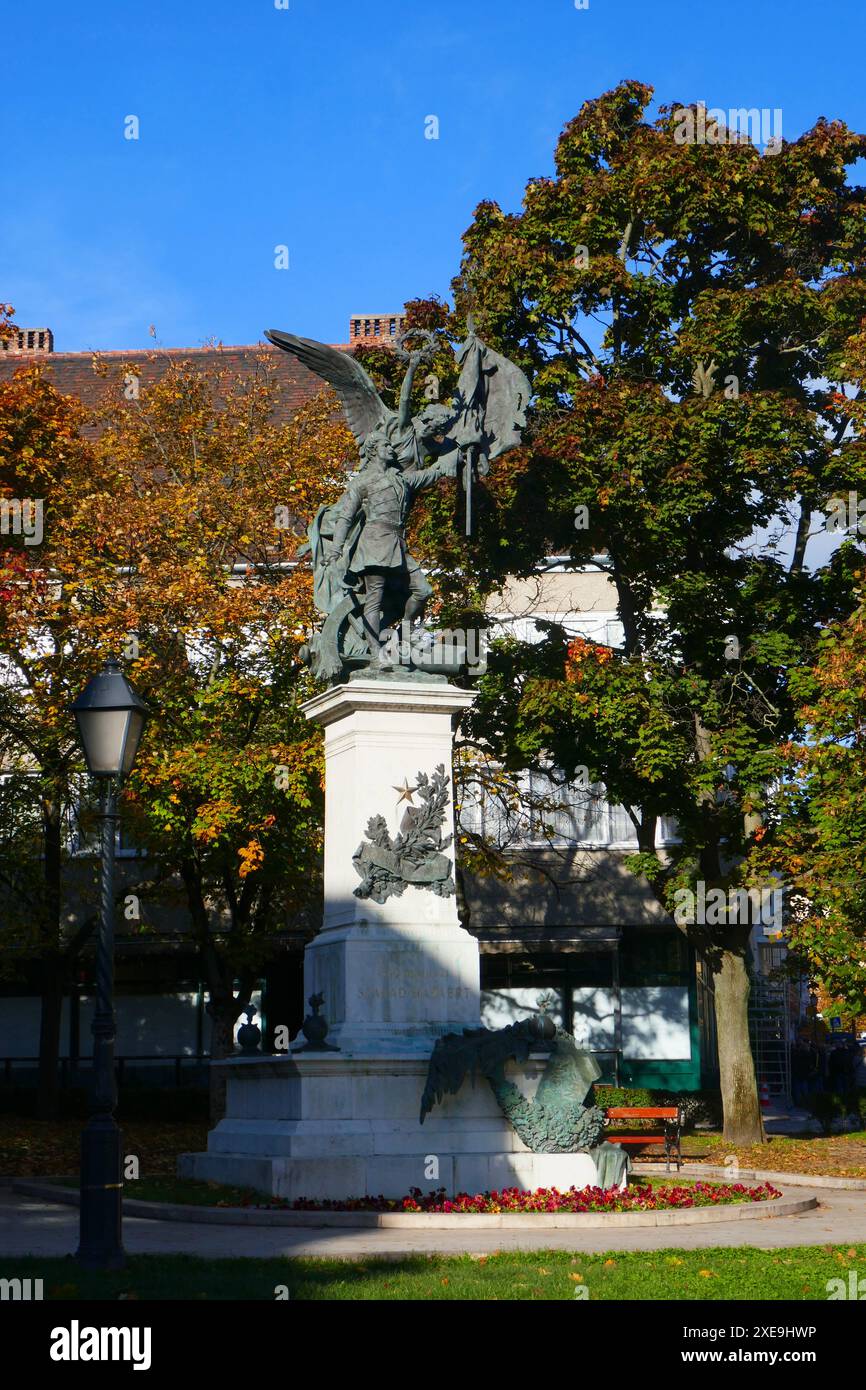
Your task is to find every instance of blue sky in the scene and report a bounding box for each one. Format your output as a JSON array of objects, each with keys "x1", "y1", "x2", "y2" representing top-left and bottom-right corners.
[{"x1": 4, "y1": 0, "x2": 865, "y2": 352}]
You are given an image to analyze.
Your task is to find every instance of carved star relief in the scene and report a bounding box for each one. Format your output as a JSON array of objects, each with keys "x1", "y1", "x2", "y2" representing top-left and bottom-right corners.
[{"x1": 392, "y1": 778, "x2": 418, "y2": 805}]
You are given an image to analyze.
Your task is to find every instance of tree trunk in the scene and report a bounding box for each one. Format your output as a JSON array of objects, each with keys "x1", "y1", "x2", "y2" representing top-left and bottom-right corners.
[
  {"x1": 713, "y1": 938, "x2": 766, "y2": 1145},
  {"x1": 36, "y1": 792, "x2": 65, "y2": 1120},
  {"x1": 640, "y1": 818, "x2": 764, "y2": 1144},
  {"x1": 36, "y1": 957, "x2": 64, "y2": 1119}
]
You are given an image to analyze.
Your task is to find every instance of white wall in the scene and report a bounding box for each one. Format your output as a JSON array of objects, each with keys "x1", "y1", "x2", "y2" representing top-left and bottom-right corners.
[
  {"x1": 481, "y1": 989, "x2": 565, "y2": 1030},
  {"x1": 572, "y1": 986, "x2": 691, "y2": 1059},
  {"x1": 79, "y1": 993, "x2": 204, "y2": 1056},
  {"x1": 571, "y1": 987, "x2": 616, "y2": 1051},
  {"x1": 480, "y1": 985, "x2": 691, "y2": 1061},
  {"x1": 622, "y1": 987, "x2": 691, "y2": 1060}
]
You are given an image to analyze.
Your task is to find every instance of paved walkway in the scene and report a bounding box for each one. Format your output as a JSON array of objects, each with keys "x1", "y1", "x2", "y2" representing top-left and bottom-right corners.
[
  {"x1": 762, "y1": 1104, "x2": 819, "y2": 1136},
  {"x1": 2, "y1": 1186, "x2": 866, "y2": 1257}
]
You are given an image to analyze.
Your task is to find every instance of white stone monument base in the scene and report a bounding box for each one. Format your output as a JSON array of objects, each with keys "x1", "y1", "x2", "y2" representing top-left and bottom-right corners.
[
  {"x1": 180, "y1": 1052, "x2": 601, "y2": 1201},
  {"x1": 181, "y1": 678, "x2": 611, "y2": 1203}
]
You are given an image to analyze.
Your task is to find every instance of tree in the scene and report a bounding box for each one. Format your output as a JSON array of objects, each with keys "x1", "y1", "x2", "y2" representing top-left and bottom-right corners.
[
  {"x1": 423, "y1": 81, "x2": 866, "y2": 1142},
  {"x1": 755, "y1": 586, "x2": 866, "y2": 1018},
  {"x1": 86, "y1": 352, "x2": 351, "y2": 1116},
  {"x1": 0, "y1": 344, "x2": 350, "y2": 1118},
  {"x1": 0, "y1": 303, "x2": 16, "y2": 347},
  {"x1": 0, "y1": 358, "x2": 125, "y2": 1115}
]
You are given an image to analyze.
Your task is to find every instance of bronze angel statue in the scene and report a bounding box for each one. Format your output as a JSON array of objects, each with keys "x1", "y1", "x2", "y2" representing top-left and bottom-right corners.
[
  {"x1": 265, "y1": 320, "x2": 530, "y2": 682},
  {"x1": 418, "y1": 1010, "x2": 629, "y2": 1186}
]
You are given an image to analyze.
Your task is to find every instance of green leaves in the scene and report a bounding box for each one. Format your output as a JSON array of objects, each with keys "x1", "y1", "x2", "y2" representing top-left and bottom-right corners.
[
  {"x1": 759, "y1": 598, "x2": 866, "y2": 1012},
  {"x1": 438, "y1": 81, "x2": 866, "y2": 984}
]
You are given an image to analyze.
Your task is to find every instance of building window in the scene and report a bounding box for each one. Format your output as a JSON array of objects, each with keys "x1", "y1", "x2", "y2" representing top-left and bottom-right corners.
[
  {"x1": 621, "y1": 928, "x2": 687, "y2": 987},
  {"x1": 461, "y1": 764, "x2": 679, "y2": 850},
  {"x1": 759, "y1": 943, "x2": 786, "y2": 978}
]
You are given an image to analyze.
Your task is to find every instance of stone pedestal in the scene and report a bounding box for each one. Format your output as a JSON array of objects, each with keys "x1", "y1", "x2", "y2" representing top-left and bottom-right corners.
[
  {"x1": 181, "y1": 1053, "x2": 600, "y2": 1200},
  {"x1": 294, "y1": 680, "x2": 480, "y2": 1054},
  {"x1": 182, "y1": 679, "x2": 602, "y2": 1199}
]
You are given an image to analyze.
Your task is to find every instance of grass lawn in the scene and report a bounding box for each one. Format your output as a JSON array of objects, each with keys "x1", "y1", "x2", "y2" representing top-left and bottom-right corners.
[
  {"x1": 682, "y1": 1130, "x2": 866, "y2": 1178},
  {"x1": 7, "y1": 1246, "x2": 864, "y2": 1300},
  {"x1": 0, "y1": 1116, "x2": 208, "y2": 1179},
  {"x1": 54, "y1": 1176, "x2": 267, "y2": 1206}
]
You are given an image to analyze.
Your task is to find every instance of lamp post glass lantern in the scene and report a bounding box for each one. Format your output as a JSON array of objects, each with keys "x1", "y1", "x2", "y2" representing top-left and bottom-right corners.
[
  {"x1": 72, "y1": 656, "x2": 149, "y2": 777},
  {"x1": 71, "y1": 656, "x2": 149, "y2": 1270}
]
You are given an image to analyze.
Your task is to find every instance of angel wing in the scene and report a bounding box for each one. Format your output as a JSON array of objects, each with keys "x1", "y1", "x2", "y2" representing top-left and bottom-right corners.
[
  {"x1": 419, "y1": 1021, "x2": 537, "y2": 1122},
  {"x1": 265, "y1": 329, "x2": 391, "y2": 448},
  {"x1": 535, "y1": 1032, "x2": 601, "y2": 1110}
]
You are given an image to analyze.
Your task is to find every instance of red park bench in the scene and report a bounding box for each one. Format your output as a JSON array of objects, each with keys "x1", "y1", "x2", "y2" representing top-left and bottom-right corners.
[{"x1": 604, "y1": 1105, "x2": 685, "y2": 1172}]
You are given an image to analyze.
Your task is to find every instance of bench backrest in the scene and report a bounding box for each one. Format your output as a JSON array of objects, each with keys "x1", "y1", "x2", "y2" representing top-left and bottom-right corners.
[{"x1": 605, "y1": 1107, "x2": 679, "y2": 1120}]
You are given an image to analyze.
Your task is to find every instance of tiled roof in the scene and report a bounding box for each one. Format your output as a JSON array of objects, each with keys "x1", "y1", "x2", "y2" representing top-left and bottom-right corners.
[{"x1": 0, "y1": 342, "x2": 349, "y2": 425}]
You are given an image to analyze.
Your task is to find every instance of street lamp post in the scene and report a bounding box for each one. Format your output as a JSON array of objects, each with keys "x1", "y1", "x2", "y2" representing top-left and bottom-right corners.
[{"x1": 71, "y1": 656, "x2": 149, "y2": 1270}]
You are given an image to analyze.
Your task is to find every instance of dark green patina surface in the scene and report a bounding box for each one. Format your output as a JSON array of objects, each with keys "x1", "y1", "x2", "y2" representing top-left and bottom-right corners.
[
  {"x1": 420, "y1": 1018, "x2": 629, "y2": 1185},
  {"x1": 352, "y1": 765, "x2": 455, "y2": 903}
]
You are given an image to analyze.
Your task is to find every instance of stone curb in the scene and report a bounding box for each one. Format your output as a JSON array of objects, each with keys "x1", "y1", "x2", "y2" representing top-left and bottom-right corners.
[
  {"x1": 11, "y1": 1178, "x2": 815, "y2": 1229},
  {"x1": 633, "y1": 1163, "x2": 866, "y2": 1191}
]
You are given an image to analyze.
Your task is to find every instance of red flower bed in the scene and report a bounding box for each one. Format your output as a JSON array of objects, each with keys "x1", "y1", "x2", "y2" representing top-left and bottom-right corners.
[{"x1": 284, "y1": 1181, "x2": 781, "y2": 1214}]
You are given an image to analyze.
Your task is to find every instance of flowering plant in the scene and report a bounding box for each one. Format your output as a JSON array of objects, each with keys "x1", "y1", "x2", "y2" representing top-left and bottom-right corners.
[{"x1": 284, "y1": 1181, "x2": 781, "y2": 1214}]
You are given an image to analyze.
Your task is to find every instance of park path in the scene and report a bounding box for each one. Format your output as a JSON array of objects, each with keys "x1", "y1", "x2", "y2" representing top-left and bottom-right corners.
[{"x1": 2, "y1": 1187, "x2": 866, "y2": 1257}]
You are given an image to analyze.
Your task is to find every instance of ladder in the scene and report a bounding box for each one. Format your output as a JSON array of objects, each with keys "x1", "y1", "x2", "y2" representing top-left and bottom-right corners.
[{"x1": 749, "y1": 979, "x2": 792, "y2": 1103}]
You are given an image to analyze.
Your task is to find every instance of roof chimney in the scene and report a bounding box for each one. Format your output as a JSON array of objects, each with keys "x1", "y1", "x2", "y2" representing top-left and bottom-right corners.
[
  {"x1": 348, "y1": 313, "x2": 406, "y2": 346},
  {"x1": 1, "y1": 327, "x2": 54, "y2": 354}
]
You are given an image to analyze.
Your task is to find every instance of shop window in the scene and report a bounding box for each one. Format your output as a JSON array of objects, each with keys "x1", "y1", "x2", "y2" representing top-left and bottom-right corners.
[{"x1": 620, "y1": 929, "x2": 687, "y2": 987}]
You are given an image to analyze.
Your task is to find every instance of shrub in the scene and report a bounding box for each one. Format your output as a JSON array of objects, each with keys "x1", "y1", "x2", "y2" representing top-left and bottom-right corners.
[
  {"x1": 593, "y1": 1086, "x2": 655, "y2": 1111},
  {"x1": 657, "y1": 1088, "x2": 722, "y2": 1130},
  {"x1": 842, "y1": 1088, "x2": 866, "y2": 1129},
  {"x1": 804, "y1": 1091, "x2": 848, "y2": 1135},
  {"x1": 592, "y1": 1085, "x2": 722, "y2": 1131}
]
